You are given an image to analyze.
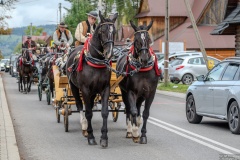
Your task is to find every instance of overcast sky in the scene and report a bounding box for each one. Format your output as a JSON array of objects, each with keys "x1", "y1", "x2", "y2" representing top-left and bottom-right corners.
[{"x1": 6, "y1": 0, "x2": 71, "y2": 28}]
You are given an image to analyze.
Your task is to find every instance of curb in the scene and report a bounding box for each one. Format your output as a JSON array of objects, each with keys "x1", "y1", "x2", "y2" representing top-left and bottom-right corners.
[
  {"x1": 0, "y1": 74, "x2": 20, "y2": 160},
  {"x1": 156, "y1": 89, "x2": 186, "y2": 99}
]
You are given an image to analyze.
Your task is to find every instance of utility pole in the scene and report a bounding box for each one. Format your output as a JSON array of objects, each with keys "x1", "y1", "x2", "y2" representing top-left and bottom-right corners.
[
  {"x1": 59, "y1": 3, "x2": 62, "y2": 23},
  {"x1": 164, "y1": 0, "x2": 169, "y2": 85},
  {"x1": 184, "y1": 0, "x2": 209, "y2": 70},
  {"x1": 30, "y1": 22, "x2": 32, "y2": 36}
]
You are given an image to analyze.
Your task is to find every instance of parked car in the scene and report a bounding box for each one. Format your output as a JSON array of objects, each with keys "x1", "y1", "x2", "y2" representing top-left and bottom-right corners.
[
  {"x1": 9, "y1": 54, "x2": 20, "y2": 75},
  {"x1": 186, "y1": 57, "x2": 240, "y2": 134},
  {"x1": 11, "y1": 58, "x2": 18, "y2": 77},
  {"x1": 4, "y1": 61, "x2": 10, "y2": 72},
  {"x1": 158, "y1": 51, "x2": 202, "y2": 77},
  {"x1": 169, "y1": 55, "x2": 220, "y2": 84},
  {"x1": 0, "y1": 59, "x2": 10, "y2": 71},
  {"x1": 155, "y1": 52, "x2": 164, "y2": 61}
]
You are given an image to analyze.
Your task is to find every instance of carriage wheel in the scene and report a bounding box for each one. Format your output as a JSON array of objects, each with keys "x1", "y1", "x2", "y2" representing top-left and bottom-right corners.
[
  {"x1": 55, "y1": 102, "x2": 60, "y2": 123},
  {"x1": 38, "y1": 84, "x2": 42, "y2": 101},
  {"x1": 46, "y1": 85, "x2": 51, "y2": 105},
  {"x1": 110, "y1": 102, "x2": 119, "y2": 122},
  {"x1": 64, "y1": 104, "x2": 69, "y2": 132}
]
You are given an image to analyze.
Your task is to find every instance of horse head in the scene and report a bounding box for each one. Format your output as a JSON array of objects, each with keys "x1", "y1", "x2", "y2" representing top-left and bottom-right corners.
[
  {"x1": 130, "y1": 20, "x2": 153, "y2": 67},
  {"x1": 22, "y1": 48, "x2": 32, "y2": 65},
  {"x1": 91, "y1": 11, "x2": 118, "y2": 60}
]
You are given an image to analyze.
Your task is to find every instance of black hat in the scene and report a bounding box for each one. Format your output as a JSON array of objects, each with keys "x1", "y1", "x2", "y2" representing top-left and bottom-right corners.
[
  {"x1": 59, "y1": 22, "x2": 67, "y2": 28},
  {"x1": 86, "y1": 11, "x2": 98, "y2": 19},
  {"x1": 27, "y1": 36, "x2": 32, "y2": 39}
]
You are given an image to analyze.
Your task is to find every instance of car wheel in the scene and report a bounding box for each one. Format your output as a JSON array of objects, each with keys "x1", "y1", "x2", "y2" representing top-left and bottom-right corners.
[
  {"x1": 186, "y1": 95, "x2": 202, "y2": 123},
  {"x1": 182, "y1": 74, "x2": 193, "y2": 85},
  {"x1": 228, "y1": 101, "x2": 240, "y2": 134}
]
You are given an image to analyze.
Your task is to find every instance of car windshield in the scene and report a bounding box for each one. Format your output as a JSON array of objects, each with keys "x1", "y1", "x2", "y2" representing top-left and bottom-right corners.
[{"x1": 170, "y1": 58, "x2": 184, "y2": 66}]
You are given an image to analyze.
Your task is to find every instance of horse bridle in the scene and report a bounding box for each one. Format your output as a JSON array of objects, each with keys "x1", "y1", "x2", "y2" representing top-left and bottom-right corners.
[
  {"x1": 134, "y1": 30, "x2": 150, "y2": 54},
  {"x1": 89, "y1": 22, "x2": 115, "y2": 57},
  {"x1": 99, "y1": 22, "x2": 115, "y2": 47}
]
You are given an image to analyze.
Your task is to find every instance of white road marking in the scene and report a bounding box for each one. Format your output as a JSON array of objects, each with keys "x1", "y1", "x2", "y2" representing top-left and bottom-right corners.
[
  {"x1": 148, "y1": 119, "x2": 232, "y2": 154},
  {"x1": 149, "y1": 116, "x2": 240, "y2": 153}
]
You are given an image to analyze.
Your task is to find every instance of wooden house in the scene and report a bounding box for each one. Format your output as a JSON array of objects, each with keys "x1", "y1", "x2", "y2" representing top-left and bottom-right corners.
[{"x1": 136, "y1": 0, "x2": 236, "y2": 60}]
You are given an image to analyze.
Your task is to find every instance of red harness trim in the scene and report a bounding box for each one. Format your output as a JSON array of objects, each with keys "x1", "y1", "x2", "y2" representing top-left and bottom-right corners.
[
  {"x1": 126, "y1": 46, "x2": 160, "y2": 76},
  {"x1": 130, "y1": 65, "x2": 153, "y2": 71},
  {"x1": 87, "y1": 61, "x2": 107, "y2": 68},
  {"x1": 77, "y1": 34, "x2": 112, "y2": 71}
]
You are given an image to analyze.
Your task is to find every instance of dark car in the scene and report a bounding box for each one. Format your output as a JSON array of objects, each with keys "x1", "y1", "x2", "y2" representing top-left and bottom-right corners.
[{"x1": 4, "y1": 61, "x2": 10, "y2": 72}]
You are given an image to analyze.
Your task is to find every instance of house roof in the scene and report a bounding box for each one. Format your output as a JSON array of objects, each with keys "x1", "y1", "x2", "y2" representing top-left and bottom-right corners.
[
  {"x1": 135, "y1": 0, "x2": 195, "y2": 18},
  {"x1": 149, "y1": 0, "x2": 235, "y2": 50},
  {"x1": 211, "y1": 4, "x2": 240, "y2": 35},
  {"x1": 153, "y1": 22, "x2": 235, "y2": 50}
]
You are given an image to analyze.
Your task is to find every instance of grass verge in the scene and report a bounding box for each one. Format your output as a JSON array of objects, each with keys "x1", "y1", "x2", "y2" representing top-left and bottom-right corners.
[{"x1": 157, "y1": 82, "x2": 189, "y2": 93}]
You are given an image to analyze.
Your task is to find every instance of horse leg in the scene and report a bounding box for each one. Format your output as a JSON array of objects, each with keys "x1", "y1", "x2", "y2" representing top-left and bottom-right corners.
[
  {"x1": 20, "y1": 76, "x2": 23, "y2": 92},
  {"x1": 28, "y1": 73, "x2": 33, "y2": 92},
  {"x1": 69, "y1": 81, "x2": 86, "y2": 137},
  {"x1": 136, "y1": 97, "x2": 145, "y2": 127},
  {"x1": 100, "y1": 86, "x2": 110, "y2": 148},
  {"x1": 50, "y1": 76, "x2": 54, "y2": 97},
  {"x1": 121, "y1": 89, "x2": 132, "y2": 138},
  {"x1": 140, "y1": 93, "x2": 155, "y2": 144},
  {"x1": 23, "y1": 75, "x2": 27, "y2": 93},
  {"x1": 82, "y1": 88, "x2": 97, "y2": 145},
  {"x1": 127, "y1": 90, "x2": 140, "y2": 143}
]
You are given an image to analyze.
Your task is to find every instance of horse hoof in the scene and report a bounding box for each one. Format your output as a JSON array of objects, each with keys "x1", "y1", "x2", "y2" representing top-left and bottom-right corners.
[
  {"x1": 100, "y1": 139, "x2": 108, "y2": 148},
  {"x1": 126, "y1": 132, "x2": 132, "y2": 138},
  {"x1": 88, "y1": 138, "x2": 97, "y2": 145},
  {"x1": 132, "y1": 136, "x2": 140, "y2": 143},
  {"x1": 140, "y1": 137, "x2": 147, "y2": 144},
  {"x1": 82, "y1": 130, "x2": 88, "y2": 137}
]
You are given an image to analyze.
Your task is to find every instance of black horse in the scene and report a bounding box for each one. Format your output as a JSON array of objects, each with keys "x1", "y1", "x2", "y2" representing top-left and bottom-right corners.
[
  {"x1": 19, "y1": 48, "x2": 34, "y2": 93},
  {"x1": 116, "y1": 21, "x2": 159, "y2": 144},
  {"x1": 66, "y1": 11, "x2": 118, "y2": 148}
]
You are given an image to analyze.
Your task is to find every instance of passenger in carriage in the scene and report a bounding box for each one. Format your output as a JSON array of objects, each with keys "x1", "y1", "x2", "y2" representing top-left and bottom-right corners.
[
  {"x1": 53, "y1": 22, "x2": 73, "y2": 50},
  {"x1": 23, "y1": 36, "x2": 39, "y2": 73},
  {"x1": 74, "y1": 10, "x2": 98, "y2": 47},
  {"x1": 23, "y1": 36, "x2": 37, "y2": 54}
]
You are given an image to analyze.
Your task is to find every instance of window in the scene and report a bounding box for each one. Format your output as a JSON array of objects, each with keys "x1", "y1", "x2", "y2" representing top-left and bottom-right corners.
[
  {"x1": 206, "y1": 62, "x2": 228, "y2": 81},
  {"x1": 170, "y1": 58, "x2": 183, "y2": 66},
  {"x1": 188, "y1": 57, "x2": 202, "y2": 65},
  {"x1": 222, "y1": 64, "x2": 239, "y2": 81}
]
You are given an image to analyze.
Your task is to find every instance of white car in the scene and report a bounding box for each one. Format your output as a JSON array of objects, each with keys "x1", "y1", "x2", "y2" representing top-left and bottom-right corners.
[
  {"x1": 0, "y1": 59, "x2": 10, "y2": 71},
  {"x1": 158, "y1": 51, "x2": 202, "y2": 76},
  {"x1": 169, "y1": 55, "x2": 220, "y2": 84}
]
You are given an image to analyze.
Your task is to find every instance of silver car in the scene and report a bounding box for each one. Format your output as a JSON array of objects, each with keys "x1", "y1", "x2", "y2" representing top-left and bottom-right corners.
[
  {"x1": 186, "y1": 57, "x2": 240, "y2": 134},
  {"x1": 169, "y1": 55, "x2": 220, "y2": 84}
]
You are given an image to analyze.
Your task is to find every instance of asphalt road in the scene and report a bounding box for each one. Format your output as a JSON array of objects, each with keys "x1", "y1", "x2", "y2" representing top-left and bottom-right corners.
[{"x1": 2, "y1": 73, "x2": 240, "y2": 160}]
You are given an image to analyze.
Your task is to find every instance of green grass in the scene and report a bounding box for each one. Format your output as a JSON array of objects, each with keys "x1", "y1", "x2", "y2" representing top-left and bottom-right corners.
[{"x1": 157, "y1": 82, "x2": 189, "y2": 93}]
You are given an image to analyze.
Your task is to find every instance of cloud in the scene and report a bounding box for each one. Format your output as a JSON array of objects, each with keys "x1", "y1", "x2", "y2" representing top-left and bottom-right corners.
[{"x1": 6, "y1": 0, "x2": 71, "y2": 28}]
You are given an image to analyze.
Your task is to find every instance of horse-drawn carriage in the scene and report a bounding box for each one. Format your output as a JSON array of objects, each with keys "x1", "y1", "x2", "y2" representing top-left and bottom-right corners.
[
  {"x1": 33, "y1": 11, "x2": 159, "y2": 148},
  {"x1": 52, "y1": 59, "x2": 125, "y2": 131}
]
